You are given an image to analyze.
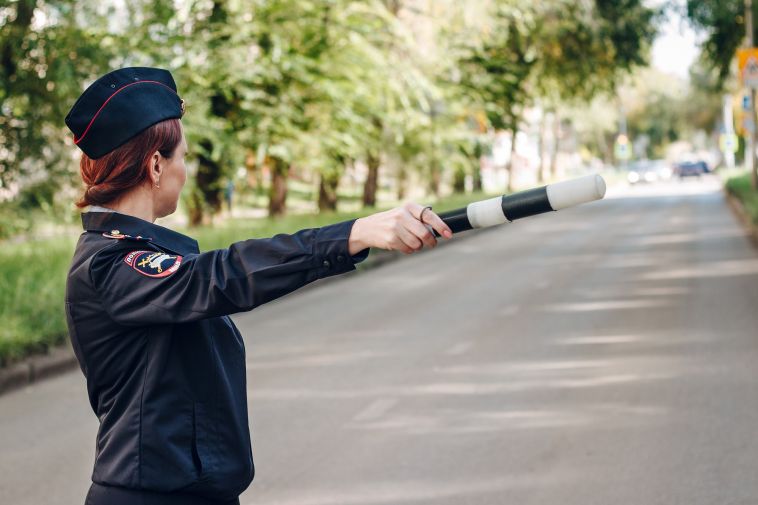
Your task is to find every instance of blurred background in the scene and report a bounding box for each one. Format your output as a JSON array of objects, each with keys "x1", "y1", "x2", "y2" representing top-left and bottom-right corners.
[
  {"x1": 2, "y1": 1, "x2": 758, "y2": 504},
  {"x1": 3, "y1": 0, "x2": 757, "y2": 365}
]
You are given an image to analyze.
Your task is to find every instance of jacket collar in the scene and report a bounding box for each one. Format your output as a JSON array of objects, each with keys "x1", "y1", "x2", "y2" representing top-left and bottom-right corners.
[{"x1": 81, "y1": 211, "x2": 200, "y2": 255}]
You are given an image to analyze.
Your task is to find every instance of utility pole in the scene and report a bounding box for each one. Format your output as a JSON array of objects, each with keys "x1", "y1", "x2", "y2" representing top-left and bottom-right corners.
[{"x1": 746, "y1": 0, "x2": 758, "y2": 188}]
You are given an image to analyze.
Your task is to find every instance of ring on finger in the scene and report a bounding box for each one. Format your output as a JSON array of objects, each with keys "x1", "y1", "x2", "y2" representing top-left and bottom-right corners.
[{"x1": 419, "y1": 205, "x2": 433, "y2": 223}]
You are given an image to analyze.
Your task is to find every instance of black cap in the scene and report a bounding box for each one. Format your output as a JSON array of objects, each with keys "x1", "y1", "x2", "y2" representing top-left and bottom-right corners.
[{"x1": 65, "y1": 67, "x2": 184, "y2": 159}]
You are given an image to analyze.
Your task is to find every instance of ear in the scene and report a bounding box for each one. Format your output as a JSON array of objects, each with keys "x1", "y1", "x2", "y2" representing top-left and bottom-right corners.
[{"x1": 149, "y1": 151, "x2": 163, "y2": 186}]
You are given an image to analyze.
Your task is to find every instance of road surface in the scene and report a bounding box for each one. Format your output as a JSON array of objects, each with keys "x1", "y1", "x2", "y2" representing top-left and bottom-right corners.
[{"x1": 1, "y1": 177, "x2": 757, "y2": 505}]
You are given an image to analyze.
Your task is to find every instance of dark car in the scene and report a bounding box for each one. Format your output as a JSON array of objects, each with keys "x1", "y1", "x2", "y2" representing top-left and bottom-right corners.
[{"x1": 674, "y1": 160, "x2": 709, "y2": 177}]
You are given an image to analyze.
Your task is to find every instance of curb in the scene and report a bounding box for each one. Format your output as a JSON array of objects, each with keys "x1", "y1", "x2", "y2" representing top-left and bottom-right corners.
[
  {"x1": 725, "y1": 189, "x2": 758, "y2": 249},
  {"x1": 0, "y1": 227, "x2": 486, "y2": 397},
  {"x1": 0, "y1": 344, "x2": 79, "y2": 396}
]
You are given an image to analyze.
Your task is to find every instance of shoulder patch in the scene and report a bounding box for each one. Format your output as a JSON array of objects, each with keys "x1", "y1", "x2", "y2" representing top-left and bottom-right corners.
[
  {"x1": 124, "y1": 250, "x2": 183, "y2": 278},
  {"x1": 103, "y1": 229, "x2": 152, "y2": 241}
]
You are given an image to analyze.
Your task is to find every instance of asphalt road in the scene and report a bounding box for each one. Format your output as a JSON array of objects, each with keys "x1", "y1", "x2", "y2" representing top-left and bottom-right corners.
[{"x1": 1, "y1": 176, "x2": 758, "y2": 505}]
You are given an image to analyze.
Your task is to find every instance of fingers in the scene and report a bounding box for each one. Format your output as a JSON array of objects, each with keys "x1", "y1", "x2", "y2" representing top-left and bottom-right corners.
[
  {"x1": 395, "y1": 223, "x2": 422, "y2": 253},
  {"x1": 404, "y1": 202, "x2": 453, "y2": 239},
  {"x1": 403, "y1": 213, "x2": 437, "y2": 249},
  {"x1": 421, "y1": 209, "x2": 453, "y2": 239},
  {"x1": 375, "y1": 203, "x2": 455, "y2": 254}
]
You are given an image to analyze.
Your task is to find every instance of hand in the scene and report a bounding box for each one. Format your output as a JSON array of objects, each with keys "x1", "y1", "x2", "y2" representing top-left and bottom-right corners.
[{"x1": 348, "y1": 202, "x2": 454, "y2": 255}]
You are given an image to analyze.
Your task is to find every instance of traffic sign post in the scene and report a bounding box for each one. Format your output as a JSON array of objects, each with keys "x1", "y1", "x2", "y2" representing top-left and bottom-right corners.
[
  {"x1": 614, "y1": 134, "x2": 631, "y2": 162},
  {"x1": 739, "y1": 0, "x2": 758, "y2": 189}
]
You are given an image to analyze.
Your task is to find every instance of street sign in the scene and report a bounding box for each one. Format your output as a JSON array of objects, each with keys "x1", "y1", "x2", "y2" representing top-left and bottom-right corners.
[
  {"x1": 738, "y1": 48, "x2": 758, "y2": 88},
  {"x1": 720, "y1": 133, "x2": 739, "y2": 153},
  {"x1": 614, "y1": 134, "x2": 631, "y2": 161}
]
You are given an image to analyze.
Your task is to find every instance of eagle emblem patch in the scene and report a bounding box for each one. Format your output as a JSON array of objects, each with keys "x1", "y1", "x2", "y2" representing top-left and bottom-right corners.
[{"x1": 124, "y1": 250, "x2": 183, "y2": 278}]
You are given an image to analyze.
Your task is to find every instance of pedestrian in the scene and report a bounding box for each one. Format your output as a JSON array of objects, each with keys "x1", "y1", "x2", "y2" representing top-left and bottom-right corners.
[{"x1": 63, "y1": 67, "x2": 453, "y2": 505}]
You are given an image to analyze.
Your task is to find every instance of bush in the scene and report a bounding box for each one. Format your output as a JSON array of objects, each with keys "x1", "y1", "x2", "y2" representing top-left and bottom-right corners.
[{"x1": 725, "y1": 172, "x2": 758, "y2": 225}]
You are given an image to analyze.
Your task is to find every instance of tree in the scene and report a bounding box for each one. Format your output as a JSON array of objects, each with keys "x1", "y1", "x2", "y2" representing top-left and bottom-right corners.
[
  {"x1": 0, "y1": 0, "x2": 114, "y2": 201},
  {"x1": 174, "y1": 0, "x2": 337, "y2": 220},
  {"x1": 457, "y1": 1, "x2": 538, "y2": 193},
  {"x1": 686, "y1": 0, "x2": 748, "y2": 85},
  {"x1": 685, "y1": 0, "x2": 758, "y2": 186},
  {"x1": 534, "y1": 0, "x2": 658, "y2": 176}
]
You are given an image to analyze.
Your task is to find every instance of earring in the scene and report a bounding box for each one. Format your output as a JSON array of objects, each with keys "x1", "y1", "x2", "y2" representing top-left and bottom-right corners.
[{"x1": 155, "y1": 179, "x2": 160, "y2": 189}]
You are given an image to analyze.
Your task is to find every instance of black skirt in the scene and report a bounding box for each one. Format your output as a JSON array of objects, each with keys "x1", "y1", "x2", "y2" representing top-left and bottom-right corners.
[{"x1": 85, "y1": 483, "x2": 241, "y2": 505}]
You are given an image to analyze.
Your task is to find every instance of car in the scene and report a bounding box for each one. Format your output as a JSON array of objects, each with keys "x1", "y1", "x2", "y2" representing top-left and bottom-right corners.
[
  {"x1": 650, "y1": 159, "x2": 673, "y2": 180},
  {"x1": 626, "y1": 160, "x2": 669, "y2": 184},
  {"x1": 673, "y1": 160, "x2": 708, "y2": 178}
]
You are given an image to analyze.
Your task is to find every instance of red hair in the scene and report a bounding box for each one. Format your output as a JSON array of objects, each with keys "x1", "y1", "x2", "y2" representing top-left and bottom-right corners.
[{"x1": 76, "y1": 119, "x2": 183, "y2": 208}]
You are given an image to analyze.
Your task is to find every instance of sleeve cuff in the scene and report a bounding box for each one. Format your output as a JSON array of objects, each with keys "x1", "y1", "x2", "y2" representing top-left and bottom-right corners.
[{"x1": 312, "y1": 218, "x2": 371, "y2": 278}]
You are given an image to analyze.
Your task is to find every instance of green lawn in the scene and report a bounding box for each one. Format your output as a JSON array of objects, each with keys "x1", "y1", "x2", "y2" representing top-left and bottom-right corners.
[
  {"x1": 725, "y1": 171, "x2": 758, "y2": 226},
  {"x1": 0, "y1": 190, "x2": 492, "y2": 366}
]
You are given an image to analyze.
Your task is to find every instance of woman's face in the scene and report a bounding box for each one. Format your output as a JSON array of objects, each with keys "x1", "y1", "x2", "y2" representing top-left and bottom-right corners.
[{"x1": 155, "y1": 127, "x2": 188, "y2": 219}]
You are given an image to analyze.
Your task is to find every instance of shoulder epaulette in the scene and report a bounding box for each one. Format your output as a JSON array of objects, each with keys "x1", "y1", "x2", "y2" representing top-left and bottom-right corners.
[{"x1": 100, "y1": 229, "x2": 153, "y2": 241}]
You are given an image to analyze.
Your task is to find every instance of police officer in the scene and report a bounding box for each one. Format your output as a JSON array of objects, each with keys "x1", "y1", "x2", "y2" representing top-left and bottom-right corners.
[{"x1": 64, "y1": 67, "x2": 453, "y2": 505}]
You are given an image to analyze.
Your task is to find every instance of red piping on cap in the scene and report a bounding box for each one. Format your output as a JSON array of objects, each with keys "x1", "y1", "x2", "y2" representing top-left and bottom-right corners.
[{"x1": 73, "y1": 80, "x2": 179, "y2": 145}]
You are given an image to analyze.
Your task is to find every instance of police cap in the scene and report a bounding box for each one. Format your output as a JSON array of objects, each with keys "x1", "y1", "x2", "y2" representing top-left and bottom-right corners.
[{"x1": 65, "y1": 67, "x2": 184, "y2": 159}]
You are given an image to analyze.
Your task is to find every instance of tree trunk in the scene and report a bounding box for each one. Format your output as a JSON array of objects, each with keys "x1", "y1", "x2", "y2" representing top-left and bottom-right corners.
[
  {"x1": 386, "y1": 0, "x2": 402, "y2": 16},
  {"x1": 1, "y1": 1, "x2": 34, "y2": 78},
  {"x1": 537, "y1": 111, "x2": 548, "y2": 184},
  {"x1": 244, "y1": 149, "x2": 260, "y2": 189},
  {"x1": 550, "y1": 111, "x2": 561, "y2": 179},
  {"x1": 428, "y1": 162, "x2": 441, "y2": 197},
  {"x1": 397, "y1": 165, "x2": 407, "y2": 201},
  {"x1": 472, "y1": 141, "x2": 483, "y2": 192},
  {"x1": 318, "y1": 171, "x2": 340, "y2": 212},
  {"x1": 453, "y1": 166, "x2": 466, "y2": 193},
  {"x1": 473, "y1": 160, "x2": 483, "y2": 192},
  {"x1": 188, "y1": 190, "x2": 204, "y2": 227},
  {"x1": 193, "y1": 139, "x2": 223, "y2": 225},
  {"x1": 268, "y1": 156, "x2": 289, "y2": 217},
  {"x1": 505, "y1": 128, "x2": 517, "y2": 193},
  {"x1": 597, "y1": 130, "x2": 612, "y2": 165},
  {"x1": 362, "y1": 152, "x2": 380, "y2": 207}
]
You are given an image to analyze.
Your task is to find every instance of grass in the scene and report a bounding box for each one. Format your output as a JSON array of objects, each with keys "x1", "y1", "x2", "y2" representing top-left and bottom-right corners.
[
  {"x1": 724, "y1": 171, "x2": 758, "y2": 226},
  {"x1": 0, "y1": 239, "x2": 77, "y2": 364},
  {"x1": 0, "y1": 190, "x2": 493, "y2": 367}
]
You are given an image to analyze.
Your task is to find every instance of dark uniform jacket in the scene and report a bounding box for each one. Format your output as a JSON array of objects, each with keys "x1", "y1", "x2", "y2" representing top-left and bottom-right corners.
[{"x1": 65, "y1": 211, "x2": 369, "y2": 502}]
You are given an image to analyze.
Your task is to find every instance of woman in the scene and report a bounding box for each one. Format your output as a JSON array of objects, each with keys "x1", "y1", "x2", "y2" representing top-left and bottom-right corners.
[{"x1": 64, "y1": 67, "x2": 453, "y2": 505}]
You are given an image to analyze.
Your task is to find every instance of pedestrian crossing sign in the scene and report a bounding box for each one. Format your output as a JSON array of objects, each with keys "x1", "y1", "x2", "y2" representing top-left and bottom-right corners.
[{"x1": 737, "y1": 48, "x2": 758, "y2": 89}]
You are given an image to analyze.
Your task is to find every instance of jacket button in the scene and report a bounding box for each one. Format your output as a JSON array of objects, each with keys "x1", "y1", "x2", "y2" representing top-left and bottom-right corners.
[
  {"x1": 322, "y1": 259, "x2": 331, "y2": 269},
  {"x1": 337, "y1": 255, "x2": 345, "y2": 263}
]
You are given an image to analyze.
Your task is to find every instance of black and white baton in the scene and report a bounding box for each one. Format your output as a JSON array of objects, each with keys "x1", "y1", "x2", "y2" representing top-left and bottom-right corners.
[{"x1": 430, "y1": 174, "x2": 606, "y2": 236}]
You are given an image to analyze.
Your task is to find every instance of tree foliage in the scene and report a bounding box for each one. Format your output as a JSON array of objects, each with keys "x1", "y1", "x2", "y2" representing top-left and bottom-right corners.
[
  {"x1": 686, "y1": 0, "x2": 749, "y2": 86},
  {"x1": 0, "y1": 0, "x2": 661, "y2": 232}
]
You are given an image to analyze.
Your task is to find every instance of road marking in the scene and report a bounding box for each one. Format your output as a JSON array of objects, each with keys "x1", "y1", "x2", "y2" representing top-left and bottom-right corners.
[
  {"x1": 445, "y1": 342, "x2": 473, "y2": 355},
  {"x1": 544, "y1": 299, "x2": 671, "y2": 312},
  {"x1": 352, "y1": 398, "x2": 397, "y2": 422}
]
